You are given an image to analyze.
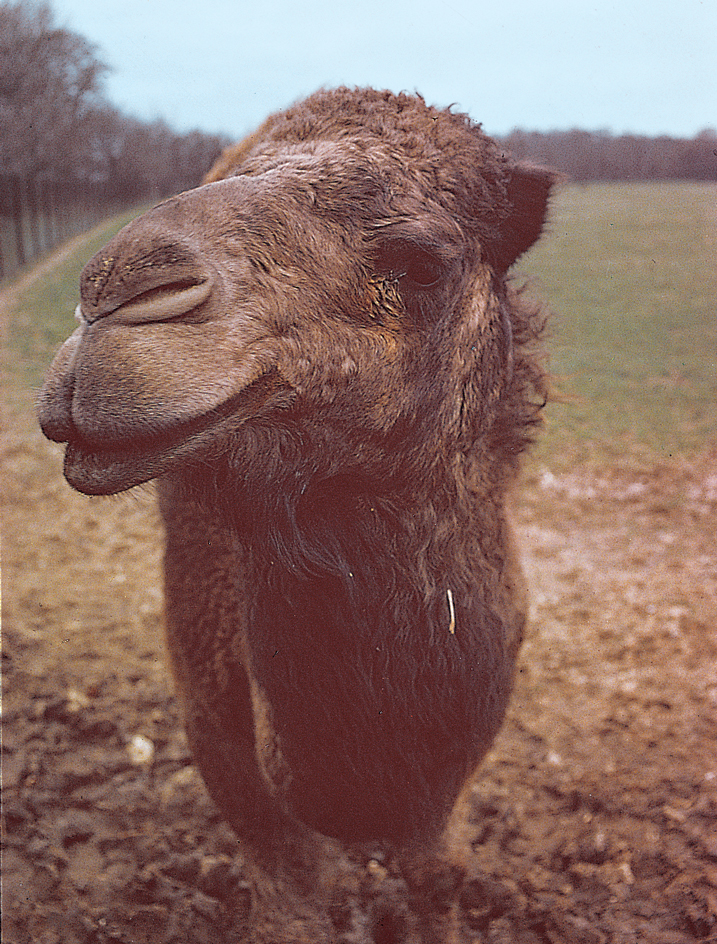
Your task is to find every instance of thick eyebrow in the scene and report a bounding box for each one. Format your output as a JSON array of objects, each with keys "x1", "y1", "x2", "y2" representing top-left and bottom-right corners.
[{"x1": 369, "y1": 213, "x2": 465, "y2": 249}]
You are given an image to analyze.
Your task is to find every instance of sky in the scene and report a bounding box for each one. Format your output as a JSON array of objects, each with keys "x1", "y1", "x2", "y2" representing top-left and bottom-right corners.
[{"x1": 51, "y1": 0, "x2": 716, "y2": 141}]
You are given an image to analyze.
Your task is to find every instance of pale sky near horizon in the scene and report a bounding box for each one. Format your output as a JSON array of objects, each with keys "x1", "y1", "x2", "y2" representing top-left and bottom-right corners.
[{"x1": 50, "y1": 0, "x2": 716, "y2": 141}]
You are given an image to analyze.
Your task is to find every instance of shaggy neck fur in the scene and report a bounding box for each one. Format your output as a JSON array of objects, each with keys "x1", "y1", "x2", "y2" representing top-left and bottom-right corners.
[
  {"x1": 169, "y1": 300, "x2": 541, "y2": 846},
  {"x1": 235, "y1": 465, "x2": 515, "y2": 846}
]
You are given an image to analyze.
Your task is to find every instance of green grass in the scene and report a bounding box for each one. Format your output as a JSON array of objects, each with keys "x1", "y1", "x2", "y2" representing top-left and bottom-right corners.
[
  {"x1": 519, "y1": 181, "x2": 717, "y2": 465},
  {"x1": 4, "y1": 184, "x2": 716, "y2": 467},
  {"x1": 4, "y1": 205, "x2": 153, "y2": 395}
]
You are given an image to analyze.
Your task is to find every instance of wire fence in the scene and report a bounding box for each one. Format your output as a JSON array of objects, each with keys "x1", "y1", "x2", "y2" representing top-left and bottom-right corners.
[{"x1": 0, "y1": 174, "x2": 146, "y2": 282}]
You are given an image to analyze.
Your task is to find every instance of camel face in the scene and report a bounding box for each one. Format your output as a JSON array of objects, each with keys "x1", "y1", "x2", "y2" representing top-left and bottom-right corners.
[
  {"x1": 38, "y1": 155, "x2": 466, "y2": 495},
  {"x1": 39, "y1": 97, "x2": 552, "y2": 499}
]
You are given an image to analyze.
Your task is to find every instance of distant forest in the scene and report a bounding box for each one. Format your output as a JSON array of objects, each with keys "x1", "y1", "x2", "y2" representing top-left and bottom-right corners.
[
  {"x1": 499, "y1": 128, "x2": 717, "y2": 182},
  {"x1": 1, "y1": 0, "x2": 716, "y2": 197}
]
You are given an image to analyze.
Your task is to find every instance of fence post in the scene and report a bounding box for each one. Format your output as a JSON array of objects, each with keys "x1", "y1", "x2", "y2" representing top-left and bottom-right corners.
[{"x1": 12, "y1": 175, "x2": 27, "y2": 270}]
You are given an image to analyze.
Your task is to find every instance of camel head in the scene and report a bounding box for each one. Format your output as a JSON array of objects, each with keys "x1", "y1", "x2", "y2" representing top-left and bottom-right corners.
[{"x1": 38, "y1": 87, "x2": 553, "y2": 497}]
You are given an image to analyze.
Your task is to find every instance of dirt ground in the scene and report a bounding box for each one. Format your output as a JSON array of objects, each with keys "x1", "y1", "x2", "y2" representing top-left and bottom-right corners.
[{"x1": 3, "y1": 379, "x2": 717, "y2": 942}]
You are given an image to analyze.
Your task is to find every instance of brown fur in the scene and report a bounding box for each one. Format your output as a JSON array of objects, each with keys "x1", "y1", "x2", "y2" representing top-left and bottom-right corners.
[{"x1": 38, "y1": 87, "x2": 556, "y2": 942}]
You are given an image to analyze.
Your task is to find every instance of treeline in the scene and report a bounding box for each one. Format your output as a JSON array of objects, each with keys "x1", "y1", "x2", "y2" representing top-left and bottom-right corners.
[
  {"x1": 0, "y1": 0, "x2": 231, "y2": 198},
  {"x1": 500, "y1": 128, "x2": 717, "y2": 182}
]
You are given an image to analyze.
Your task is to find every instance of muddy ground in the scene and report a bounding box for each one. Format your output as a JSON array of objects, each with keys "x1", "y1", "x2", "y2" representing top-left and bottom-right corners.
[{"x1": 3, "y1": 385, "x2": 717, "y2": 942}]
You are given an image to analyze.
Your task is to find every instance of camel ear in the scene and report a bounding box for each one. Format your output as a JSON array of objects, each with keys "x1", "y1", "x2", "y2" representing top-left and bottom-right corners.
[{"x1": 491, "y1": 164, "x2": 556, "y2": 273}]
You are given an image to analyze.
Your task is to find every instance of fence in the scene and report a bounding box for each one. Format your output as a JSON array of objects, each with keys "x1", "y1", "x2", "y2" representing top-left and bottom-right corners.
[{"x1": 0, "y1": 174, "x2": 144, "y2": 282}]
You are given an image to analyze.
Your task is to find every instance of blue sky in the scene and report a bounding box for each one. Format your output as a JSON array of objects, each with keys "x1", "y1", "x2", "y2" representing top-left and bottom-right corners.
[{"x1": 53, "y1": 0, "x2": 716, "y2": 140}]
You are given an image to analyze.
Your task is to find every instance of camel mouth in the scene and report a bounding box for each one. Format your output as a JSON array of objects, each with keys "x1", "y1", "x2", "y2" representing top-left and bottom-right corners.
[
  {"x1": 62, "y1": 371, "x2": 293, "y2": 496},
  {"x1": 64, "y1": 439, "x2": 175, "y2": 495}
]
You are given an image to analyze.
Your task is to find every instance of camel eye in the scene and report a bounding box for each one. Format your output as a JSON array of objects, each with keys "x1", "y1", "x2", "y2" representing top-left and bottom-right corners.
[
  {"x1": 375, "y1": 239, "x2": 443, "y2": 289},
  {"x1": 403, "y1": 253, "x2": 441, "y2": 288}
]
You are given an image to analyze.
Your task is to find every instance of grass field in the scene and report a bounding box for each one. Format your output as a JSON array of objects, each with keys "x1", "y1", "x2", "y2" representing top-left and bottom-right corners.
[
  {"x1": 4, "y1": 182, "x2": 716, "y2": 467},
  {"x1": 519, "y1": 181, "x2": 717, "y2": 464}
]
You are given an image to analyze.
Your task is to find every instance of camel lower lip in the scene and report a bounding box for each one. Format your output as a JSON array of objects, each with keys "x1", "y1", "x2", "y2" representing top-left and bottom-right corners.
[
  {"x1": 62, "y1": 410, "x2": 227, "y2": 495},
  {"x1": 60, "y1": 373, "x2": 292, "y2": 495},
  {"x1": 63, "y1": 440, "x2": 176, "y2": 495}
]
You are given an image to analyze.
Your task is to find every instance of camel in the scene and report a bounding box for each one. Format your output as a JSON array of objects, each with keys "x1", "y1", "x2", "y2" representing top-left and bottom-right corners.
[{"x1": 38, "y1": 87, "x2": 555, "y2": 942}]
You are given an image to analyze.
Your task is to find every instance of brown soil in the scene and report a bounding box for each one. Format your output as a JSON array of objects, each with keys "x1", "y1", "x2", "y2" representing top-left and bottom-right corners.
[{"x1": 3, "y1": 391, "x2": 716, "y2": 942}]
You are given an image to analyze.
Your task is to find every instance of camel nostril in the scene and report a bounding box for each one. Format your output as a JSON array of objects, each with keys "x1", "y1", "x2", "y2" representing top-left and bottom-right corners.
[
  {"x1": 85, "y1": 277, "x2": 214, "y2": 324},
  {"x1": 78, "y1": 272, "x2": 214, "y2": 325},
  {"x1": 79, "y1": 232, "x2": 214, "y2": 324}
]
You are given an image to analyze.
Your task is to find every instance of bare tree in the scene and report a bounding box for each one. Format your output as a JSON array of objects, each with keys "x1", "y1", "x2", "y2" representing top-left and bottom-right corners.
[{"x1": 0, "y1": 0, "x2": 111, "y2": 178}]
